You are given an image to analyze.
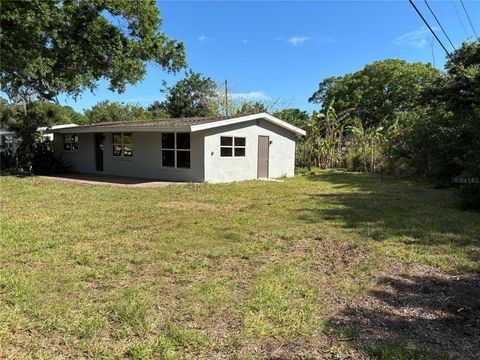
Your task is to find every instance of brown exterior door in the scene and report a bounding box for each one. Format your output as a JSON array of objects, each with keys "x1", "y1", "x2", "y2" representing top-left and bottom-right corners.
[{"x1": 257, "y1": 135, "x2": 269, "y2": 178}]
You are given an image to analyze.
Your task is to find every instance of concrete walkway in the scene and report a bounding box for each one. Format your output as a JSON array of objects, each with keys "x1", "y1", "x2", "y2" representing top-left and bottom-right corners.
[{"x1": 40, "y1": 173, "x2": 190, "y2": 187}]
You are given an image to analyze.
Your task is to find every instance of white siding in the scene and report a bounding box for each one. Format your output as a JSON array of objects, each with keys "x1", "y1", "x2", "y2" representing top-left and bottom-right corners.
[
  {"x1": 53, "y1": 132, "x2": 204, "y2": 182},
  {"x1": 202, "y1": 119, "x2": 296, "y2": 183}
]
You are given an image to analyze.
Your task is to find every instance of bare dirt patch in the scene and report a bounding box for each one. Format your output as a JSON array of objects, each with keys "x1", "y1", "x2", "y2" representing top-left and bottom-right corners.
[{"x1": 328, "y1": 262, "x2": 480, "y2": 359}]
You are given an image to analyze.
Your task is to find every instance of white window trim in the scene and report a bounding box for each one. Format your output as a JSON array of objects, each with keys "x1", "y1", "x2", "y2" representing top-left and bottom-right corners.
[
  {"x1": 63, "y1": 134, "x2": 79, "y2": 152},
  {"x1": 220, "y1": 136, "x2": 246, "y2": 157},
  {"x1": 161, "y1": 132, "x2": 191, "y2": 169},
  {"x1": 112, "y1": 132, "x2": 134, "y2": 158}
]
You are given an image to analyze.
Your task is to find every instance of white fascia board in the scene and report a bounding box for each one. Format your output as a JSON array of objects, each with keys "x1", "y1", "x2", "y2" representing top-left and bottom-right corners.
[
  {"x1": 190, "y1": 112, "x2": 307, "y2": 136},
  {"x1": 54, "y1": 126, "x2": 192, "y2": 134}
]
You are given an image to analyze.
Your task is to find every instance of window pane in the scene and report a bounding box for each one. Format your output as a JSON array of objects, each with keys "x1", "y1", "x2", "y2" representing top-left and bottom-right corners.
[
  {"x1": 176, "y1": 133, "x2": 190, "y2": 149},
  {"x1": 220, "y1": 147, "x2": 232, "y2": 157},
  {"x1": 162, "y1": 150, "x2": 175, "y2": 167},
  {"x1": 162, "y1": 133, "x2": 174, "y2": 149},
  {"x1": 71, "y1": 143, "x2": 79, "y2": 151},
  {"x1": 220, "y1": 136, "x2": 232, "y2": 146},
  {"x1": 73, "y1": 135, "x2": 79, "y2": 143},
  {"x1": 113, "y1": 133, "x2": 123, "y2": 145},
  {"x1": 123, "y1": 134, "x2": 133, "y2": 156},
  {"x1": 177, "y1": 151, "x2": 190, "y2": 168},
  {"x1": 64, "y1": 143, "x2": 71, "y2": 151},
  {"x1": 234, "y1": 147, "x2": 245, "y2": 157},
  {"x1": 234, "y1": 137, "x2": 245, "y2": 146},
  {"x1": 123, "y1": 146, "x2": 133, "y2": 157},
  {"x1": 113, "y1": 144, "x2": 122, "y2": 156}
]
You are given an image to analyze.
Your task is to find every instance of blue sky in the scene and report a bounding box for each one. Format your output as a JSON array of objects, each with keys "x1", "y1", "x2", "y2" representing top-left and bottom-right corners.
[{"x1": 59, "y1": 0, "x2": 480, "y2": 113}]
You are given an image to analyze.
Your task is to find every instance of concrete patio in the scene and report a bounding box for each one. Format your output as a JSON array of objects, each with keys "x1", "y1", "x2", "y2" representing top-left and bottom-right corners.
[{"x1": 39, "y1": 173, "x2": 191, "y2": 187}]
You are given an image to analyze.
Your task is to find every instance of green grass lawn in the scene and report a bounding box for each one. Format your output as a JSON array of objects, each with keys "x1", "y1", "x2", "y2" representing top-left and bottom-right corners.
[{"x1": 1, "y1": 171, "x2": 479, "y2": 359}]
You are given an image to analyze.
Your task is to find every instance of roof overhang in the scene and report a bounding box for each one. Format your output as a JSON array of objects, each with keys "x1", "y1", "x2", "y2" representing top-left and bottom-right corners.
[
  {"x1": 190, "y1": 113, "x2": 306, "y2": 136},
  {"x1": 53, "y1": 113, "x2": 306, "y2": 136},
  {"x1": 53, "y1": 125, "x2": 192, "y2": 134}
]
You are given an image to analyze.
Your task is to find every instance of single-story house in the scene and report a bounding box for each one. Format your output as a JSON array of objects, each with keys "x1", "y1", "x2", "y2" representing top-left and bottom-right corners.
[{"x1": 51, "y1": 112, "x2": 306, "y2": 183}]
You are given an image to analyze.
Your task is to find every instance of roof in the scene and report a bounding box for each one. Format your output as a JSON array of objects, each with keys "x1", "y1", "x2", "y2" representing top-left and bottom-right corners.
[
  {"x1": 53, "y1": 113, "x2": 306, "y2": 136},
  {"x1": 38, "y1": 124, "x2": 79, "y2": 132}
]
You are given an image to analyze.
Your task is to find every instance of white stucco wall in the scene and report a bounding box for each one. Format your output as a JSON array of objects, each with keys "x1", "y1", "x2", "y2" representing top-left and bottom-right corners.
[
  {"x1": 53, "y1": 132, "x2": 204, "y2": 182},
  {"x1": 202, "y1": 119, "x2": 296, "y2": 183}
]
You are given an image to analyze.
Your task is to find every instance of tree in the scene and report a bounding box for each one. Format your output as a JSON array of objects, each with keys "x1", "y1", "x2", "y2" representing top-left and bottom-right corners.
[
  {"x1": 405, "y1": 39, "x2": 480, "y2": 209},
  {"x1": 84, "y1": 100, "x2": 150, "y2": 123},
  {"x1": 309, "y1": 59, "x2": 439, "y2": 128},
  {"x1": 273, "y1": 108, "x2": 310, "y2": 129},
  {"x1": 1, "y1": 0, "x2": 186, "y2": 169},
  {"x1": 0, "y1": 0, "x2": 186, "y2": 109},
  {"x1": 160, "y1": 71, "x2": 219, "y2": 118},
  {"x1": 235, "y1": 101, "x2": 267, "y2": 116}
]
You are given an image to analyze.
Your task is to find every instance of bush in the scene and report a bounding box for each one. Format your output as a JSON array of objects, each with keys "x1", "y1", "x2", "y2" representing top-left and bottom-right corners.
[
  {"x1": 459, "y1": 183, "x2": 480, "y2": 210},
  {"x1": 343, "y1": 151, "x2": 365, "y2": 172},
  {"x1": 32, "y1": 140, "x2": 65, "y2": 174}
]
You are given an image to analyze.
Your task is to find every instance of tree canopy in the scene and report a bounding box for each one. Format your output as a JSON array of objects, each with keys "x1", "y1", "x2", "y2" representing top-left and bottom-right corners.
[
  {"x1": 273, "y1": 108, "x2": 310, "y2": 129},
  {"x1": 309, "y1": 59, "x2": 440, "y2": 127},
  {"x1": 0, "y1": 0, "x2": 186, "y2": 104},
  {"x1": 160, "y1": 70, "x2": 219, "y2": 118},
  {"x1": 83, "y1": 100, "x2": 167, "y2": 123}
]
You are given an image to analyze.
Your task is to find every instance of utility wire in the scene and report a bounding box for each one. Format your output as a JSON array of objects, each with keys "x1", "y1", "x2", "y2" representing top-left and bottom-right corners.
[
  {"x1": 451, "y1": 0, "x2": 469, "y2": 37},
  {"x1": 408, "y1": 0, "x2": 468, "y2": 78},
  {"x1": 424, "y1": 0, "x2": 456, "y2": 50},
  {"x1": 460, "y1": 0, "x2": 479, "y2": 38}
]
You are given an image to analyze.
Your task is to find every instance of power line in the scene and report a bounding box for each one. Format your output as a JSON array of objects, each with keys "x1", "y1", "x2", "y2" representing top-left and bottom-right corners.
[
  {"x1": 460, "y1": 0, "x2": 479, "y2": 38},
  {"x1": 424, "y1": 0, "x2": 456, "y2": 51},
  {"x1": 451, "y1": 0, "x2": 469, "y2": 37},
  {"x1": 408, "y1": 0, "x2": 468, "y2": 78}
]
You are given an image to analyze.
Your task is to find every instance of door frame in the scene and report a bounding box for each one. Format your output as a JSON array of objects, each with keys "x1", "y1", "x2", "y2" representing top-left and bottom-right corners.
[{"x1": 257, "y1": 135, "x2": 270, "y2": 179}]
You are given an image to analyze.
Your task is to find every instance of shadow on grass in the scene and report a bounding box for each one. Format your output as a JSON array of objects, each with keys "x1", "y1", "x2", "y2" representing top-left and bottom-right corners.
[
  {"x1": 298, "y1": 171, "x2": 480, "y2": 273},
  {"x1": 298, "y1": 172, "x2": 480, "y2": 358},
  {"x1": 327, "y1": 270, "x2": 480, "y2": 359}
]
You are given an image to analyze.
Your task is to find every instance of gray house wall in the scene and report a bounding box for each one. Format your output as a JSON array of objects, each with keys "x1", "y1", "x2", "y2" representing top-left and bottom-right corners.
[{"x1": 53, "y1": 132, "x2": 204, "y2": 182}]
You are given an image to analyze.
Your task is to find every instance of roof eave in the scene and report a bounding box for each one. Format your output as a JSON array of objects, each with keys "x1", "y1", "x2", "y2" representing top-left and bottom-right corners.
[
  {"x1": 53, "y1": 125, "x2": 192, "y2": 134},
  {"x1": 190, "y1": 113, "x2": 307, "y2": 136}
]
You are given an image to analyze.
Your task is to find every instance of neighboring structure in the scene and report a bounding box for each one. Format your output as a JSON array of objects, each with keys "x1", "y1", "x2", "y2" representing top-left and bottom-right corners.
[
  {"x1": 38, "y1": 124, "x2": 79, "y2": 141},
  {"x1": 0, "y1": 128, "x2": 18, "y2": 155},
  {"x1": 52, "y1": 112, "x2": 306, "y2": 183}
]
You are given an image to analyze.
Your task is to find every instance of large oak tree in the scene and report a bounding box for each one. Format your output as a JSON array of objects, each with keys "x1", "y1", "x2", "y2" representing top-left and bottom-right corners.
[{"x1": 0, "y1": 0, "x2": 186, "y2": 107}]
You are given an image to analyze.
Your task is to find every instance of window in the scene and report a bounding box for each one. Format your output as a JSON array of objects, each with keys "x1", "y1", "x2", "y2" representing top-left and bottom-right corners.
[
  {"x1": 220, "y1": 136, "x2": 246, "y2": 157},
  {"x1": 162, "y1": 133, "x2": 190, "y2": 168},
  {"x1": 112, "y1": 133, "x2": 133, "y2": 157},
  {"x1": 64, "y1": 134, "x2": 78, "y2": 151}
]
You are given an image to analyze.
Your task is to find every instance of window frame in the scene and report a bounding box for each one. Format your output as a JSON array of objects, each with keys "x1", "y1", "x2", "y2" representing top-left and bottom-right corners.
[
  {"x1": 161, "y1": 132, "x2": 191, "y2": 169},
  {"x1": 220, "y1": 136, "x2": 246, "y2": 157},
  {"x1": 63, "y1": 134, "x2": 79, "y2": 152},
  {"x1": 112, "y1": 132, "x2": 134, "y2": 158}
]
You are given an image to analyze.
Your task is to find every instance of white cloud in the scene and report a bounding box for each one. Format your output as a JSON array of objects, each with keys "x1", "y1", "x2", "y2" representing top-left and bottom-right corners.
[
  {"x1": 230, "y1": 91, "x2": 270, "y2": 100},
  {"x1": 393, "y1": 26, "x2": 437, "y2": 48},
  {"x1": 198, "y1": 35, "x2": 212, "y2": 43},
  {"x1": 277, "y1": 36, "x2": 309, "y2": 46}
]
